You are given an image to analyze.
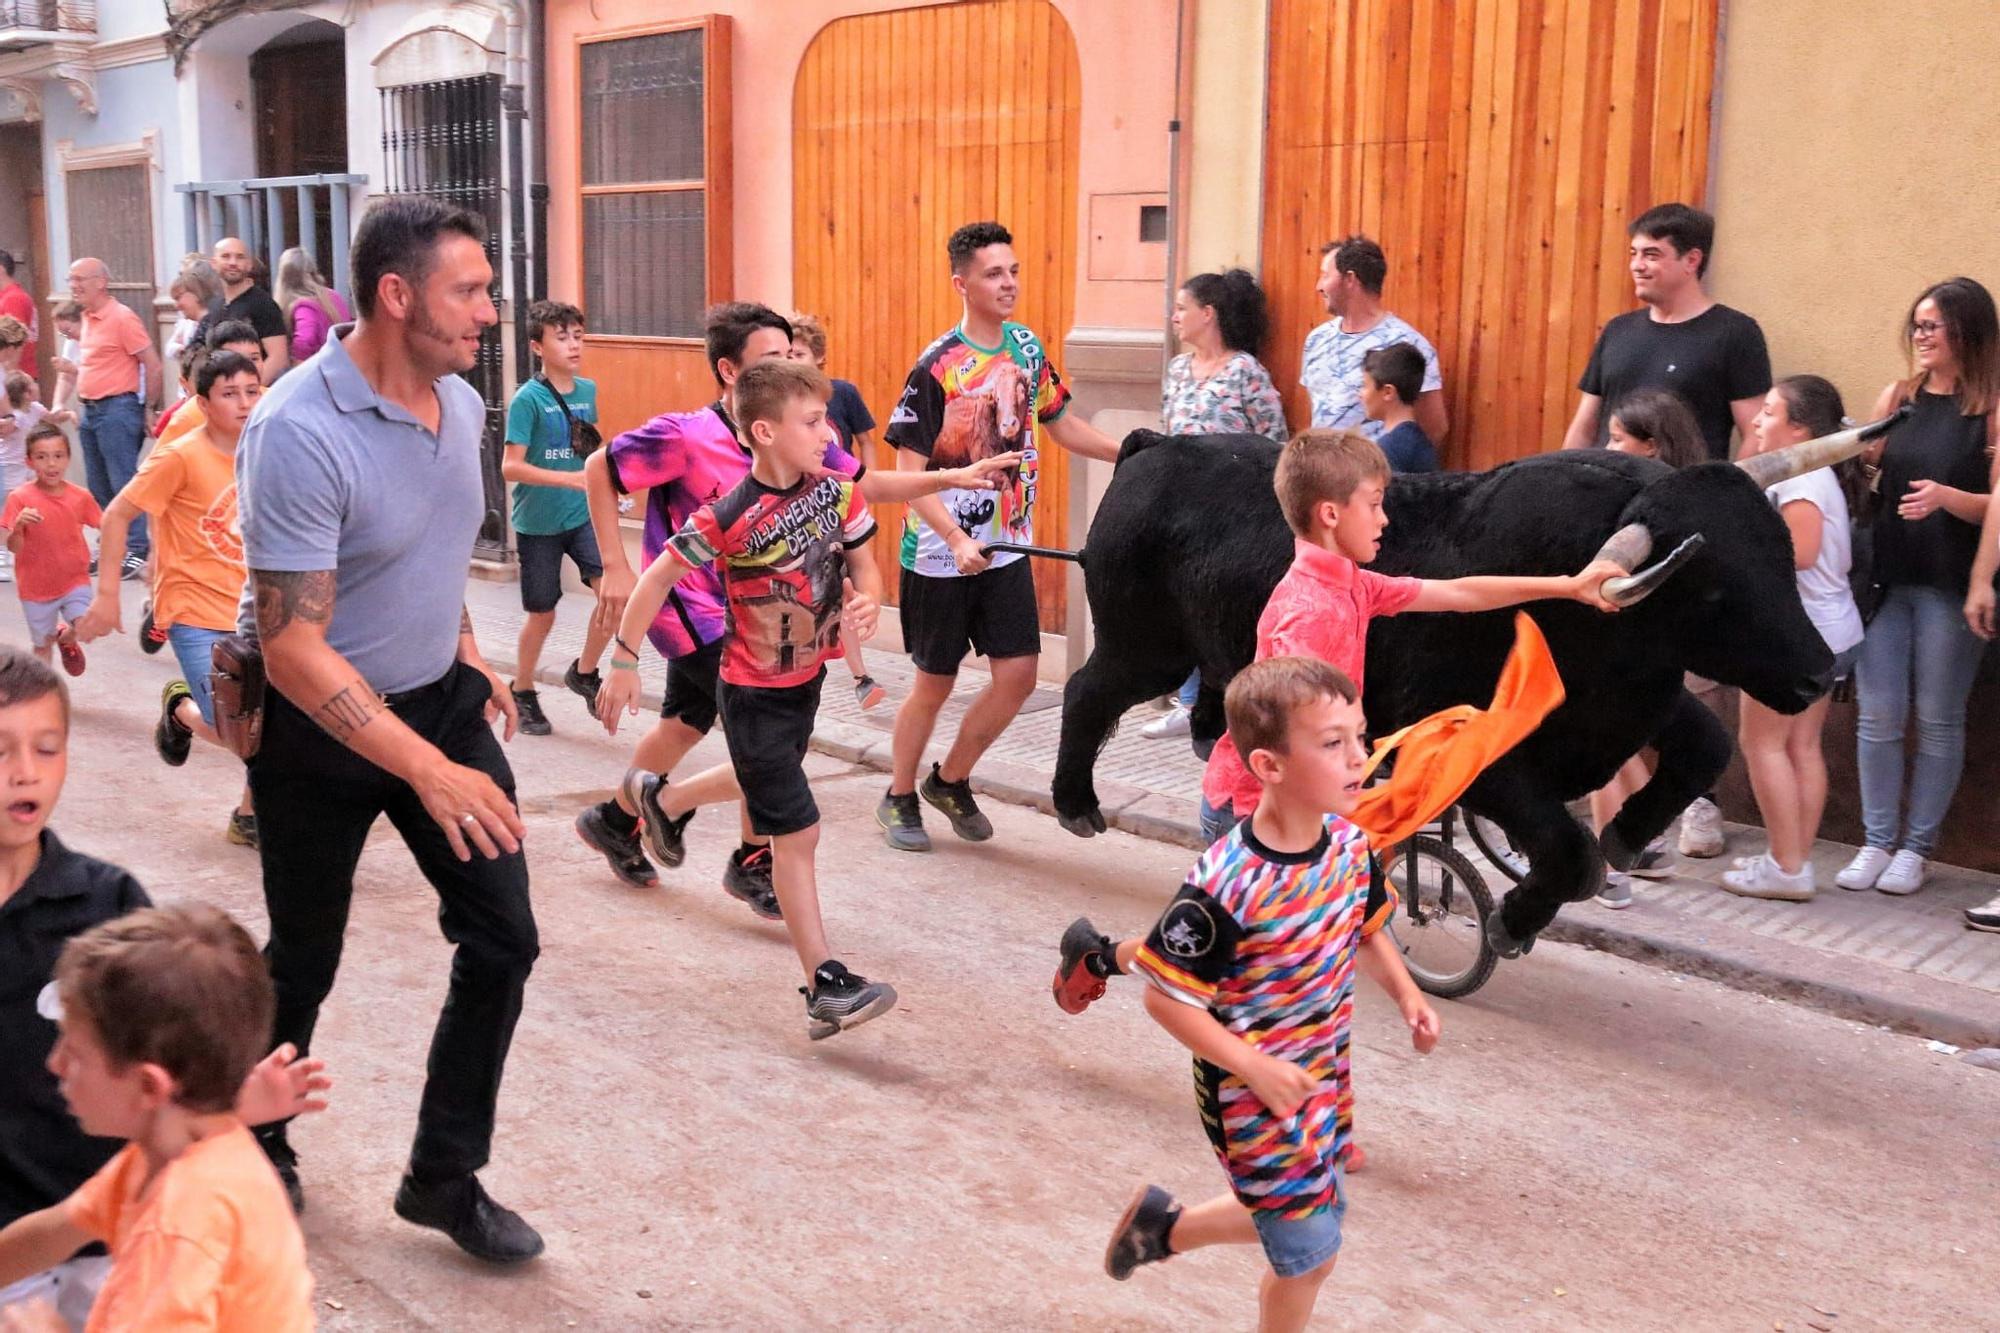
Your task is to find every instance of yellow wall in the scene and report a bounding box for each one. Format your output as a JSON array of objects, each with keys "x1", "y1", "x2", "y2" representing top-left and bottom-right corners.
[
  {"x1": 1707, "y1": 0, "x2": 2000, "y2": 413},
  {"x1": 1180, "y1": 0, "x2": 1266, "y2": 276}
]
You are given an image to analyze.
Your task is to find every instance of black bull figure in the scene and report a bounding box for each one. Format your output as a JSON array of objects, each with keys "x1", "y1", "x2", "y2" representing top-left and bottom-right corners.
[{"x1": 1049, "y1": 414, "x2": 1903, "y2": 953}]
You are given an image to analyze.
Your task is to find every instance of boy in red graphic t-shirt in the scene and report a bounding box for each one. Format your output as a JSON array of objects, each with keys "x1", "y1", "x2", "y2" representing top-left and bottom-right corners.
[
  {"x1": 2, "y1": 426, "x2": 100, "y2": 676},
  {"x1": 597, "y1": 359, "x2": 897, "y2": 1041}
]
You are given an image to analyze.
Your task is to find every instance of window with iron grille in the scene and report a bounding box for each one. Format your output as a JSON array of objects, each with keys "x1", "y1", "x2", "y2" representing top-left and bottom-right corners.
[
  {"x1": 578, "y1": 21, "x2": 730, "y2": 340},
  {"x1": 66, "y1": 163, "x2": 155, "y2": 329}
]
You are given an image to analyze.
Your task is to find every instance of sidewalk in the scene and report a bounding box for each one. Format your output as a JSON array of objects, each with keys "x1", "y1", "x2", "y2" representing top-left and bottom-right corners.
[{"x1": 467, "y1": 576, "x2": 2000, "y2": 1048}]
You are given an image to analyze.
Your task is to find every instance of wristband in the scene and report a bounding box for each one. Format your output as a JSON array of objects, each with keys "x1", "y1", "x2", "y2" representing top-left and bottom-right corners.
[{"x1": 609, "y1": 658, "x2": 639, "y2": 672}]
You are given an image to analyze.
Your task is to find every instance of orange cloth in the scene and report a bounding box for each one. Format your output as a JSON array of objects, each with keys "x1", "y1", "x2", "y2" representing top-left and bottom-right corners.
[
  {"x1": 1348, "y1": 613, "x2": 1566, "y2": 848},
  {"x1": 156, "y1": 395, "x2": 207, "y2": 449},
  {"x1": 119, "y1": 428, "x2": 244, "y2": 631},
  {"x1": 77, "y1": 300, "x2": 149, "y2": 400},
  {"x1": 64, "y1": 1123, "x2": 313, "y2": 1332},
  {"x1": 1, "y1": 480, "x2": 99, "y2": 600}
]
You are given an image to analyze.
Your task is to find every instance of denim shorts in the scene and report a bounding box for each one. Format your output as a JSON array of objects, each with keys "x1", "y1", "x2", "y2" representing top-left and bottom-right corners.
[
  {"x1": 168, "y1": 624, "x2": 231, "y2": 727},
  {"x1": 1251, "y1": 1167, "x2": 1347, "y2": 1278},
  {"x1": 516, "y1": 522, "x2": 603, "y2": 614},
  {"x1": 1198, "y1": 794, "x2": 1240, "y2": 846}
]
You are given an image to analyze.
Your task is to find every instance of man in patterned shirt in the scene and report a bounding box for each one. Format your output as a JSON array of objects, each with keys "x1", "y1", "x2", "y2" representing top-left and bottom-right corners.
[
  {"x1": 1301, "y1": 235, "x2": 1449, "y2": 445},
  {"x1": 1101, "y1": 656, "x2": 1439, "y2": 1329},
  {"x1": 876, "y1": 220, "x2": 1121, "y2": 853}
]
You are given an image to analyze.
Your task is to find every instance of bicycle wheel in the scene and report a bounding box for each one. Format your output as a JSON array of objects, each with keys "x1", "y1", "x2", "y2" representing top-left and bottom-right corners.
[
  {"x1": 1465, "y1": 811, "x2": 1530, "y2": 886},
  {"x1": 1383, "y1": 835, "x2": 1497, "y2": 1000}
]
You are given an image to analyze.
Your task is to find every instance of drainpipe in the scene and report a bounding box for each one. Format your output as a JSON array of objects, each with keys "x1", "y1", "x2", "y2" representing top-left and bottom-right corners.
[
  {"x1": 495, "y1": 0, "x2": 531, "y2": 383},
  {"x1": 1161, "y1": 0, "x2": 1189, "y2": 383},
  {"x1": 528, "y1": 0, "x2": 548, "y2": 302}
]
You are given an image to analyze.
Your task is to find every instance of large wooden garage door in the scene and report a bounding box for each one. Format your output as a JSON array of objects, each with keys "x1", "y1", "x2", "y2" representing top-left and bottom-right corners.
[
  {"x1": 1263, "y1": 0, "x2": 1720, "y2": 470},
  {"x1": 794, "y1": 0, "x2": 1081, "y2": 631}
]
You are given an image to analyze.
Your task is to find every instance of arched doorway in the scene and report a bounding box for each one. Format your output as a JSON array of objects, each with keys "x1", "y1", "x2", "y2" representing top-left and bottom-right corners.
[{"x1": 792, "y1": 0, "x2": 1083, "y2": 632}]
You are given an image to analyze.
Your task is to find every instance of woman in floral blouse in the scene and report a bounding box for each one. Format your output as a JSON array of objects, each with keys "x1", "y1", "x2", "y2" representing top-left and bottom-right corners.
[{"x1": 1146, "y1": 268, "x2": 1290, "y2": 740}]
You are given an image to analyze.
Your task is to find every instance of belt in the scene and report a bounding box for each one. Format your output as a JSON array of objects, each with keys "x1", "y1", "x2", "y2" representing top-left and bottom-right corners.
[
  {"x1": 79, "y1": 392, "x2": 139, "y2": 406},
  {"x1": 382, "y1": 666, "x2": 460, "y2": 710}
]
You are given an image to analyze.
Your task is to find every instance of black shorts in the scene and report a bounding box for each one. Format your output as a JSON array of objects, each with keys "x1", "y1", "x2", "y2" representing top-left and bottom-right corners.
[
  {"x1": 516, "y1": 523, "x2": 603, "y2": 614},
  {"x1": 660, "y1": 636, "x2": 724, "y2": 732},
  {"x1": 717, "y1": 670, "x2": 825, "y2": 837},
  {"x1": 898, "y1": 557, "x2": 1041, "y2": 676}
]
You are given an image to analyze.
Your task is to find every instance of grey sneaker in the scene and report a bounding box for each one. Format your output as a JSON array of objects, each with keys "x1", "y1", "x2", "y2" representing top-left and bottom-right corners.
[
  {"x1": 802, "y1": 960, "x2": 897, "y2": 1040},
  {"x1": 1595, "y1": 871, "x2": 1634, "y2": 910},
  {"x1": 1627, "y1": 838, "x2": 1674, "y2": 880},
  {"x1": 621, "y1": 768, "x2": 691, "y2": 868},
  {"x1": 512, "y1": 688, "x2": 551, "y2": 736},
  {"x1": 919, "y1": 764, "x2": 993, "y2": 842},
  {"x1": 877, "y1": 789, "x2": 931, "y2": 853}
]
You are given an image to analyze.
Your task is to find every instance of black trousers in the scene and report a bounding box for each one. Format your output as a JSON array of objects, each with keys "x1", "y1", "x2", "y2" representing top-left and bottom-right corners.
[{"x1": 249, "y1": 661, "x2": 539, "y2": 1180}]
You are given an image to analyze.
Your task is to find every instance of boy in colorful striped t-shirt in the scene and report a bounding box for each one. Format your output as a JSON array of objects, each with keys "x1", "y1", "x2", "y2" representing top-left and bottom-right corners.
[{"x1": 1103, "y1": 656, "x2": 1440, "y2": 1327}]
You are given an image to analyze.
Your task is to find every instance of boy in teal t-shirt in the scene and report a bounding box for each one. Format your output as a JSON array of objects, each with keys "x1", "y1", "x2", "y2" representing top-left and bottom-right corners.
[{"x1": 502, "y1": 300, "x2": 607, "y2": 736}]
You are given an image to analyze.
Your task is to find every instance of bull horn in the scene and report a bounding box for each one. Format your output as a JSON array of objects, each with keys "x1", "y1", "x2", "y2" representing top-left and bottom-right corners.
[
  {"x1": 1592, "y1": 521, "x2": 1653, "y2": 575},
  {"x1": 1601, "y1": 533, "x2": 1707, "y2": 607},
  {"x1": 1735, "y1": 402, "x2": 1914, "y2": 491}
]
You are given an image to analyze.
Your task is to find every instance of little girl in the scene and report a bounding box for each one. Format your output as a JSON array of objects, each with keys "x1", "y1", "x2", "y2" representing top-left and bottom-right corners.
[
  {"x1": 1721, "y1": 376, "x2": 1863, "y2": 900},
  {"x1": 1591, "y1": 389, "x2": 1707, "y2": 907}
]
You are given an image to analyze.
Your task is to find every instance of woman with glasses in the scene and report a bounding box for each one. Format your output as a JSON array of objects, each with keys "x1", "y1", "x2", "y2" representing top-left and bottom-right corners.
[{"x1": 1836, "y1": 277, "x2": 1999, "y2": 896}]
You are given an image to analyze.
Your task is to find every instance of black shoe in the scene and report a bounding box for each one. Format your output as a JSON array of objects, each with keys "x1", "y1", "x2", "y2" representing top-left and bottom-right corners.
[
  {"x1": 563, "y1": 659, "x2": 602, "y2": 714},
  {"x1": 723, "y1": 844, "x2": 782, "y2": 920},
  {"x1": 1104, "y1": 1184, "x2": 1180, "y2": 1280},
  {"x1": 621, "y1": 769, "x2": 691, "y2": 868},
  {"x1": 155, "y1": 681, "x2": 193, "y2": 767},
  {"x1": 1053, "y1": 917, "x2": 1114, "y2": 1014},
  {"x1": 801, "y1": 960, "x2": 897, "y2": 1040},
  {"x1": 257, "y1": 1129, "x2": 305, "y2": 1215},
  {"x1": 139, "y1": 601, "x2": 166, "y2": 655},
  {"x1": 574, "y1": 802, "x2": 658, "y2": 887},
  {"x1": 393, "y1": 1172, "x2": 545, "y2": 1265},
  {"x1": 919, "y1": 763, "x2": 993, "y2": 841},
  {"x1": 876, "y1": 788, "x2": 932, "y2": 853},
  {"x1": 120, "y1": 552, "x2": 146, "y2": 582},
  {"x1": 513, "y1": 688, "x2": 552, "y2": 736}
]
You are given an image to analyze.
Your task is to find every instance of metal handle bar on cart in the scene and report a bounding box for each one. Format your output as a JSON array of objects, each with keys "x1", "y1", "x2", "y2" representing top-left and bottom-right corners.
[{"x1": 980, "y1": 542, "x2": 1087, "y2": 565}]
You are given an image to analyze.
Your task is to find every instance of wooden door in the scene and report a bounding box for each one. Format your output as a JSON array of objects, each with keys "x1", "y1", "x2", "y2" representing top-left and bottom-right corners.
[
  {"x1": 793, "y1": 0, "x2": 1082, "y2": 632},
  {"x1": 253, "y1": 36, "x2": 347, "y2": 264},
  {"x1": 1262, "y1": 0, "x2": 1720, "y2": 470}
]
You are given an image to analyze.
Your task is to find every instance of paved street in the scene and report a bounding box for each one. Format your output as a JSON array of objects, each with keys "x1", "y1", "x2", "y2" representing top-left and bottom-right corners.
[{"x1": 31, "y1": 608, "x2": 2000, "y2": 1330}]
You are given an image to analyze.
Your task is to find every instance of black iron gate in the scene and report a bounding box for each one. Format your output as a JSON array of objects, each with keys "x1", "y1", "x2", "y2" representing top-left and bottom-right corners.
[{"x1": 380, "y1": 75, "x2": 509, "y2": 559}]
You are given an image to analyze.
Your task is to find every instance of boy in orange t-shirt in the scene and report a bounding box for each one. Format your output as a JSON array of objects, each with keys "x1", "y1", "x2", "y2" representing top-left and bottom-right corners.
[
  {"x1": 1, "y1": 425, "x2": 100, "y2": 676},
  {"x1": 0, "y1": 904, "x2": 314, "y2": 1332}
]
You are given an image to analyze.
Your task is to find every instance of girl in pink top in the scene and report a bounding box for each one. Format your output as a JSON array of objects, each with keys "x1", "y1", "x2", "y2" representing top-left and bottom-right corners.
[{"x1": 276, "y1": 247, "x2": 351, "y2": 365}]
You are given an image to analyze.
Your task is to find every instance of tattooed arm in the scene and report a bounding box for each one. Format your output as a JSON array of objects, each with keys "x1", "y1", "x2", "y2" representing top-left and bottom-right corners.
[{"x1": 252, "y1": 569, "x2": 523, "y2": 860}]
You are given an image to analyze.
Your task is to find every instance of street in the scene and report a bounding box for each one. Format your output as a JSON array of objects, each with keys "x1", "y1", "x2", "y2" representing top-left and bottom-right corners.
[{"x1": 53, "y1": 636, "x2": 1998, "y2": 1331}]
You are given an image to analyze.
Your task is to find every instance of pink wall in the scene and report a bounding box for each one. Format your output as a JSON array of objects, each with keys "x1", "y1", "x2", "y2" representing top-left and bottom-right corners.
[{"x1": 545, "y1": 0, "x2": 1178, "y2": 332}]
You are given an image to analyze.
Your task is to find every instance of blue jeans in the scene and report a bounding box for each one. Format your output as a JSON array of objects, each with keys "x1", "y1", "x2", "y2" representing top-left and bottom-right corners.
[
  {"x1": 1198, "y1": 795, "x2": 1239, "y2": 846},
  {"x1": 1855, "y1": 584, "x2": 1988, "y2": 856},
  {"x1": 168, "y1": 624, "x2": 230, "y2": 727},
  {"x1": 1176, "y1": 667, "x2": 1200, "y2": 709},
  {"x1": 79, "y1": 393, "x2": 147, "y2": 557}
]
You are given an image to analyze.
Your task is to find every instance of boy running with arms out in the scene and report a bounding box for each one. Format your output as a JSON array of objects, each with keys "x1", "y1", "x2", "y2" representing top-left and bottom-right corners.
[
  {"x1": 597, "y1": 359, "x2": 896, "y2": 1038},
  {"x1": 1055, "y1": 428, "x2": 1623, "y2": 1011},
  {"x1": 1102, "y1": 657, "x2": 1439, "y2": 1332},
  {"x1": 502, "y1": 299, "x2": 607, "y2": 736}
]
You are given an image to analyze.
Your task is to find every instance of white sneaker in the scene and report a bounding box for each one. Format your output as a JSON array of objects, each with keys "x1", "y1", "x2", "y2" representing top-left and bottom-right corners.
[
  {"x1": 1835, "y1": 846, "x2": 1894, "y2": 891},
  {"x1": 1875, "y1": 850, "x2": 1926, "y2": 896},
  {"x1": 1677, "y1": 797, "x2": 1725, "y2": 858},
  {"x1": 1965, "y1": 893, "x2": 2000, "y2": 933},
  {"x1": 1140, "y1": 705, "x2": 1191, "y2": 740},
  {"x1": 1720, "y1": 852, "x2": 1815, "y2": 902}
]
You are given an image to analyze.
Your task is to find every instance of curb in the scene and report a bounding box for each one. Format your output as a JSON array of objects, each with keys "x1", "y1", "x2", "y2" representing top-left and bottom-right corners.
[{"x1": 490, "y1": 648, "x2": 1997, "y2": 1046}]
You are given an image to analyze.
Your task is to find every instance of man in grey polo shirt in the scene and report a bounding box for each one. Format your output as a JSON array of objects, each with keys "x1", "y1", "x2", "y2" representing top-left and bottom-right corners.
[{"x1": 237, "y1": 197, "x2": 542, "y2": 1264}]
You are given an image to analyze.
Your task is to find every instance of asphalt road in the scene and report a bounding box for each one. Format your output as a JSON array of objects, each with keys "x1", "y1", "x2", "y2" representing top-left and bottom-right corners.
[{"x1": 48, "y1": 639, "x2": 1998, "y2": 1331}]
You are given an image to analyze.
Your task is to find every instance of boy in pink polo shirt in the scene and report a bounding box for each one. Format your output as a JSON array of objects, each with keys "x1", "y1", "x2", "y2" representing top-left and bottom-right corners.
[{"x1": 1051, "y1": 427, "x2": 1623, "y2": 1013}]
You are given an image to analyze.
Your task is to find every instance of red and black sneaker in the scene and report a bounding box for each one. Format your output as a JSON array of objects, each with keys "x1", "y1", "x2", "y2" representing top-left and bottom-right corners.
[
  {"x1": 139, "y1": 601, "x2": 167, "y2": 655},
  {"x1": 1053, "y1": 916, "x2": 1115, "y2": 1014}
]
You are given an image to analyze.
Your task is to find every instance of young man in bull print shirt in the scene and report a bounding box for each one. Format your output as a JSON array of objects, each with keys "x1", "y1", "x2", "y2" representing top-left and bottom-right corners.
[{"x1": 877, "y1": 220, "x2": 1123, "y2": 853}]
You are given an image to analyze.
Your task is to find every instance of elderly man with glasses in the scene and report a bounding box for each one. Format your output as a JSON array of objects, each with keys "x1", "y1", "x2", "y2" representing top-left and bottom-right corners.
[{"x1": 66, "y1": 258, "x2": 161, "y2": 580}]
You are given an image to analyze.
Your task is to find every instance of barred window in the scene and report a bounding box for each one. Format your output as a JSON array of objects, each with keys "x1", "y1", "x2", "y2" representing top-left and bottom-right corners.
[{"x1": 578, "y1": 23, "x2": 727, "y2": 339}]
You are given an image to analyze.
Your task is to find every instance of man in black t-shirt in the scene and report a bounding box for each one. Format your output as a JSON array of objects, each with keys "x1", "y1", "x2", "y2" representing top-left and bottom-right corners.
[
  {"x1": 1560, "y1": 203, "x2": 1771, "y2": 462},
  {"x1": 214, "y1": 236, "x2": 289, "y2": 382}
]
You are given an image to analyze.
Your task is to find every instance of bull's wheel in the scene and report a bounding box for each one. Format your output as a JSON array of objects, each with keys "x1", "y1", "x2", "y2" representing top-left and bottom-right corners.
[{"x1": 1383, "y1": 836, "x2": 1497, "y2": 1000}]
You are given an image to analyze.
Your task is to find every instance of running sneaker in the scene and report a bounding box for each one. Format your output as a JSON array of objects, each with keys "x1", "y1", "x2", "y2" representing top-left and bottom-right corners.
[
  {"x1": 1484, "y1": 911, "x2": 1536, "y2": 959},
  {"x1": 1626, "y1": 837, "x2": 1674, "y2": 880},
  {"x1": 1053, "y1": 916, "x2": 1114, "y2": 1014},
  {"x1": 722, "y1": 844, "x2": 781, "y2": 920},
  {"x1": 1595, "y1": 870, "x2": 1634, "y2": 910},
  {"x1": 155, "y1": 681, "x2": 193, "y2": 766},
  {"x1": 573, "y1": 802, "x2": 658, "y2": 888},
  {"x1": 802, "y1": 961, "x2": 897, "y2": 1040},
  {"x1": 852, "y1": 674, "x2": 887, "y2": 710},
  {"x1": 1104, "y1": 1184, "x2": 1180, "y2": 1281},
  {"x1": 1676, "y1": 796, "x2": 1725, "y2": 858},
  {"x1": 1965, "y1": 893, "x2": 2000, "y2": 934},
  {"x1": 1346, "y1": 1141, "x2": 1368, "y2": 1173},
  {"x1": 621, "y1": 768, "x2": 691, "y2": 868},
  {"x1": 55, "y1": 631, "x2": 84, "y2": 678},
  {"x1": 119, "y1": 552, "x2": 146, "y2": 582},
  {"x1": 226, "y1": 811, "x2": 259, "y2": 850},
  {"x1": 919, "y1": 763, "x2": 993, "y2": 842},
  {"x1": 876, "y1": 788, "x2": 931, "y2": 853},
  {"x1": 563, "y1": 659, "x2": 602, "y2": 715},
  {"x1": 512, "y1": 688, "x2": 551, "y2": 736},
  {"x1": 139, "y1": 601, "x2": 167, "y2": 655}
]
